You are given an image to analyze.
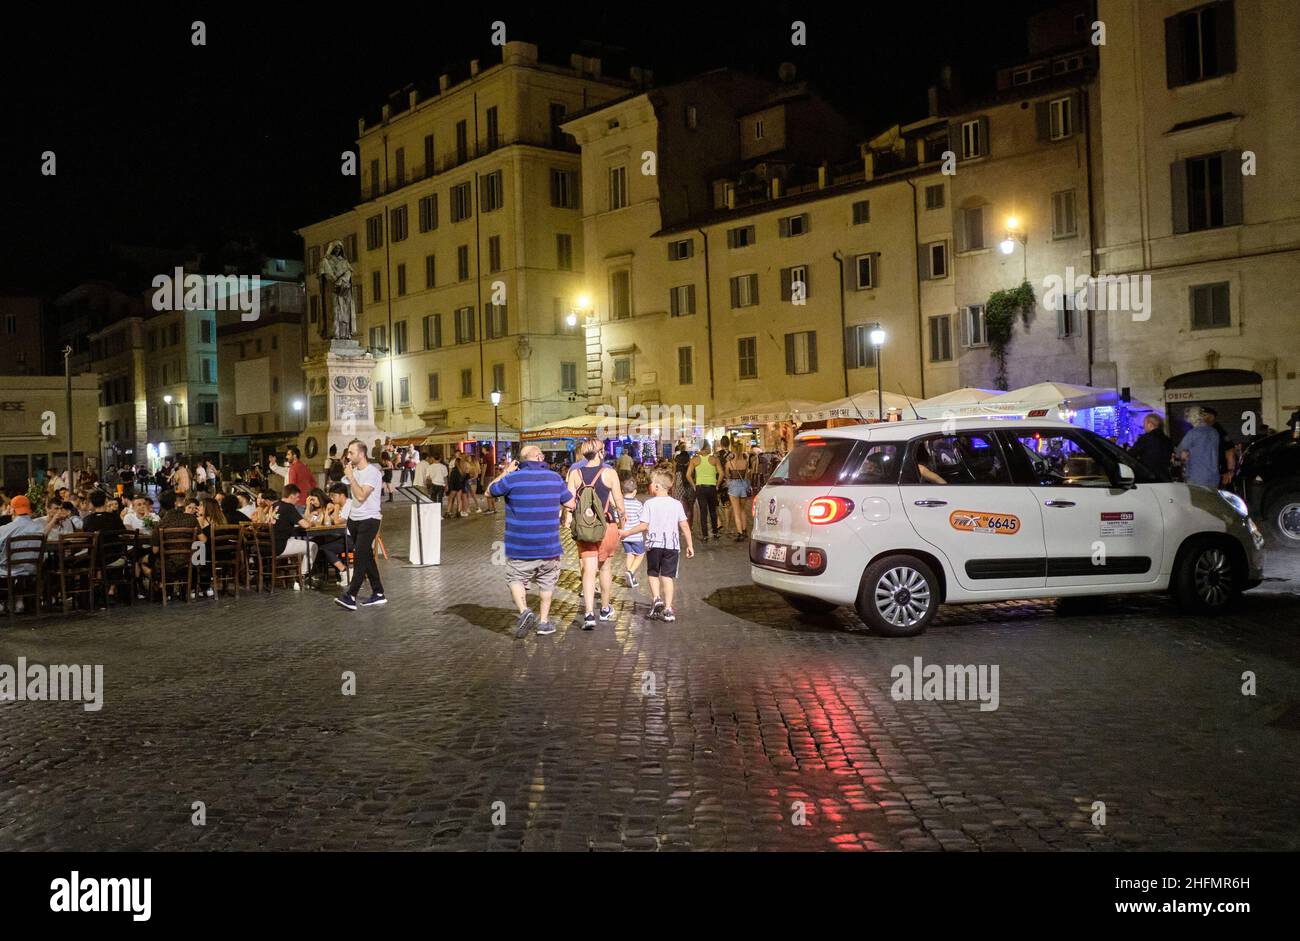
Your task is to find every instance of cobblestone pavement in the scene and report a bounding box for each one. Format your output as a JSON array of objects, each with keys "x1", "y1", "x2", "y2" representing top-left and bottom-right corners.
[{"x1": 2, "y1": 500, "x2": 1299, "y2": 852}]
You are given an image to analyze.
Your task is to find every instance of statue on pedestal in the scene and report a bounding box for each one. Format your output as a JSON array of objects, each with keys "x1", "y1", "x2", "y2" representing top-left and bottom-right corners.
[{"x1": 319, "y1": 240, "x2": 356, "y2": 342}]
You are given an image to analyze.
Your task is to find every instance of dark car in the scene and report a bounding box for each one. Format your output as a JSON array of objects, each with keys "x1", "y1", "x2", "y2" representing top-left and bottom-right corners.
[{"x1": 1235, "y1": 428, "x2": 1300, "y2": 545}]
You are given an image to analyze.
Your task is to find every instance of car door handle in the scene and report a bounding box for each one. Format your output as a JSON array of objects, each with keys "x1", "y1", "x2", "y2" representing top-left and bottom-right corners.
[
  {"x1": 913, "y1": 499, "x2": 948, "y2": 507},
  {"x1": 1043, "y1": 500, "x2": 1076, "y2": 507}
]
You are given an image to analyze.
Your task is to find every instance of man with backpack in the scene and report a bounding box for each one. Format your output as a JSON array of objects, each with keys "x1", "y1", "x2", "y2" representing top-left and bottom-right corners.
[{"x1": 564, "y1": 438, "x2": 625, "y2": 631}]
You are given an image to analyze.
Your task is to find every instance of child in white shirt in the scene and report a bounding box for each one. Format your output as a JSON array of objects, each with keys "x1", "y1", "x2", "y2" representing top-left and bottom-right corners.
[
  {"x1": 619, "y1": 471, "x2": 694, "y2": 621},
  {"x1": 620, "y1": 477, "x2": 645, "y2": 590}
]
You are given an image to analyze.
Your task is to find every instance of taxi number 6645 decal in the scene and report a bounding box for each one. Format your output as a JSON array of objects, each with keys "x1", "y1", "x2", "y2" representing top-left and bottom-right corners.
[{"x1": 949, "y1": 510, "x2": 1021, "y2": 535}]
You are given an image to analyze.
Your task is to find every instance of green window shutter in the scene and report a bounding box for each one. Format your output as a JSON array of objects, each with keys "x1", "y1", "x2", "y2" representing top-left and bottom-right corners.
[
  {"x1": 784, "y1": 334, "x2": 795, "y2": 374},
  {"x1": 1171, "y1": 160, "x2": 1190, "y2": 234},
  {"x1": 1035, "y1": 101, "x2": 1050, "y2": 141},
  {"x1": 730, "y1": 277, "x2": 740, "y2": 308},
  {"x1": 917, "y1": 243, "x2": 930, "y2": 280},
  {"x1": 978, "y1": 117, "x2": 990, "y2": 157},
  {"x1": 807, "y1": 331, "x2": 818, "y2": 373},
  {"x1": 1217, "y1": 1, "x2": 1237, "y2": 75},
  {"x1": 780, "y1": 268, "x2": 792, "y2": 301},
  {"x1": 1221, "y1": 150, "x2": 1243, "y2": 226},
  {"x1": 1164, "y1": 13, "x2": 1186, "y2": 87}
]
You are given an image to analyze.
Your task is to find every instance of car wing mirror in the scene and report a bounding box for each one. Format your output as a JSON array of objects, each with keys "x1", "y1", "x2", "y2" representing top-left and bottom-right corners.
[{"x1": 1115, "y1": 462, "x2": 1136, "y2": 488}]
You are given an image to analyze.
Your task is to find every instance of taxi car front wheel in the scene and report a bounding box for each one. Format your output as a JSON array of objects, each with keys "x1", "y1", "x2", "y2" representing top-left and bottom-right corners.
[
  {"x1": 1172, "y1": 536, "x2": 1242, "y2": 614},
  {"x1": 857, "y1": 555, "x2": 939, "y2": 637}
]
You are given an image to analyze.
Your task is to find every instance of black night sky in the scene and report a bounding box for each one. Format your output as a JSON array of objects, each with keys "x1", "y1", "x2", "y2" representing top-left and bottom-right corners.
[{"x1": 2, "y1": 0, "x2": 1057, "y2": 292}]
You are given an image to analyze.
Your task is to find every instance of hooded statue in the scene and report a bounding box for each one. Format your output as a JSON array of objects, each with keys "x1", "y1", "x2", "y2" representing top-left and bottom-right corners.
[{"x1": 319, "y1": 239, "x2": 356, "y2": 341}]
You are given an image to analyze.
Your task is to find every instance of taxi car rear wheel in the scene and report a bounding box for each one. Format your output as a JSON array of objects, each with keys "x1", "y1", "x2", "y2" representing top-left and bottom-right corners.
[
  {"x1": 781, "y1": 594, "x2": 839, "y2": 616},
  {"x1": 856, "y1": 555, "x2": 939, "y2": 637},
  {"x1": 1172, "y1": 536, "x2": 1241, "y2": 613}
]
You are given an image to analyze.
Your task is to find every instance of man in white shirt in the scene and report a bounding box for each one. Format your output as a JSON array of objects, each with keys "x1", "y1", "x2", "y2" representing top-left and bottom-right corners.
[
  {"x1": 335, "y1": 439, "x2": 386, "y2": 611},
  {"x1": 123, "y1": 496, "x2": 159, "y2": 532},
  {"x1": 415, "y1": 451, "x2": 448, "y2": 503}
]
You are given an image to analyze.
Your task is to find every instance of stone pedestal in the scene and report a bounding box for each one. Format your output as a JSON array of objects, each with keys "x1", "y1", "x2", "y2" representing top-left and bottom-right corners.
[{"x1": 299, "y1": 340, "x2": 381, "y2": 464}]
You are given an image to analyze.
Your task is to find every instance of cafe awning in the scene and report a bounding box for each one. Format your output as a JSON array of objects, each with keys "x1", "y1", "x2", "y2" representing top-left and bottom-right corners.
[
  {"x1": 422, "y1": 422, "x2": 520, "y2": 446},
  {"x1": 802, "y1": 390, "x2": 917, "y2": 423},
  {"x1": 713, "y1": 399, "x2": 822, "y2": 425},
  {"x1": 522, "y1": 413, "x2": 608, "y2": 441}
]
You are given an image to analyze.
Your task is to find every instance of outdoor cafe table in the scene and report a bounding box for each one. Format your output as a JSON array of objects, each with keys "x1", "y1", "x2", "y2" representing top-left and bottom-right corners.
[{"x1": 300, "y1": 525, "x2": 348, "y2": 584}]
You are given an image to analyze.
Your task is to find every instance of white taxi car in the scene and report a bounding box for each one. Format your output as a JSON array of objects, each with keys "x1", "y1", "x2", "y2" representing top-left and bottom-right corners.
[{"x1": 750, "y1": 418, "x2": 1264, "y2": 636}]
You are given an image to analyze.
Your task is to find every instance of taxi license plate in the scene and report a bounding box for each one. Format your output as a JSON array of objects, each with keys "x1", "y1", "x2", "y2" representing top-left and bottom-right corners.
[{"x1": 763, "y1": 544, "x2": 788, "y2": 563}]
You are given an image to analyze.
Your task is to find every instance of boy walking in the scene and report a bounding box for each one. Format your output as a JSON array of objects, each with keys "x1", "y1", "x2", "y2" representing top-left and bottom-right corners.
[
  {"x1": 619, "y1": 471, "x2": 694, "y2": 622},
  {"x1": 620, "y1": 477, "x2": 645, "y2": 590}
]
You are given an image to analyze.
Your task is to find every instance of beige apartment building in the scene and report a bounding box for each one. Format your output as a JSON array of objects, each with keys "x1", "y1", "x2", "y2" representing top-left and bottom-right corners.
[
  {"x1": 87, "y1": 314, "x2": 148, "y2": 469},
  {"x1": 0, "y1": 375, "x2": 100, "y2": 494},
  {"x1": 141, "y1": 304, "x2": 224, "y2": 465},
  {"x1": 0, "y1": 296, "x2": 46, "y2": 376},
  {"x1": 563, "y1": 68, "x2": 978, "y2": 429},
  {"x1": 944, "y1": 5, "x2": 1103, "y2": 392},
  {"x1": 1095, "y1": 0, "x2": 1300, "y2": 433},
  {"x1": 216, "y1": 274, "x2": 308, "y2": 465},
  {"x1": 299, "y1": 42, "x2": 645, "y2": 444}
]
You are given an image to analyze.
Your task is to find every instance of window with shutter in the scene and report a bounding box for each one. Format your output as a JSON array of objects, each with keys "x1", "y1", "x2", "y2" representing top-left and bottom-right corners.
[
  {"x1": 677, "y1": 346, "x2": 693, "y2": 385},
  {"x1": 962, "y1": 207, "x2": 986, "y2": 251},
  {"x1": 1052, "y1": 190, "x2": 1078, "y2": 238},
  {"x1": 855, "y1": 254, "x2": 875, "y2": 290},
  {"x1": 928, "y1": 315, "x2": 953, "y2": 362},
  {"x1": 425, "y1": 254, "x2": 436, "y2": 288},
  {"x1": 929, "y1": 242, "x2": 948, "y2": 278},
  {"x1": 427, "y1": 372, "x2": 440, "y2": 401},
  {"x1": 845, "y1": 325, "x2": 875, "y2": 369},
  {"x1": 737, "y1": 337, "x2": 758, "y2": 379},
  {"x1": 852, "y1": 201, "x2": 871, "y2": 224},
  {"x1": 1190, "y1": 282, "x2": 1231, "y2": 329},
  {"x1": 1166, "y1": 1, "x2": 1236, "y2": 87},
  {"x1": 924, "y1": 185, "x2": 944, "y2": 210}
]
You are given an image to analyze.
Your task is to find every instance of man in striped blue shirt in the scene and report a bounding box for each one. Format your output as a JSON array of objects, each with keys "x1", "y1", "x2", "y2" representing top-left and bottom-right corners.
[{"x1": 488, "y1": 445, "x2": 575, "y2": 638}]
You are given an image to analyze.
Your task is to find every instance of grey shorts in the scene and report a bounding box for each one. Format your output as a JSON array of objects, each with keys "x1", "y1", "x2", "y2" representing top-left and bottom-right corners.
[{"x1": 506, "y1": 557, "x2": 561, "y2": 592}]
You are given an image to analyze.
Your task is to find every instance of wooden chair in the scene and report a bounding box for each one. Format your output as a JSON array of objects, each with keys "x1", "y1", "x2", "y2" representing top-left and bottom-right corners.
[
  {"x1": 54, "y1": 532, "x2": 100, "y2": 613},
  {"x1": 98, "y1": 529, "x2": 141, "y2": 607},
  {"x1": 3, "y1": 533, "x2": 46, "y2": 619},
  {"x1": 239, "y1": 523, "x2": 263, "y2": 591},
  {"x1": 156, "y1": 527, "x2": 197, "y2": 605},
  {"x1": 253, "y1": 524, "x2": 303, "y2": 592},
  {"x1": 209, "y1": 525, "x2": 243, "y2": 598}
]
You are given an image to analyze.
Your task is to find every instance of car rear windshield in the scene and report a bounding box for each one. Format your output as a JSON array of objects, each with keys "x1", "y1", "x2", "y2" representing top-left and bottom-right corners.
[{"x1": 767, "y1": 439, "x2": 901, "y2": 487}]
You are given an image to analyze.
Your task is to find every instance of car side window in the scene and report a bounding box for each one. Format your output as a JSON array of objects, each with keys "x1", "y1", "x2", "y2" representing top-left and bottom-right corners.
[
  {"x1": 902, "y1": 433, "x2": 1011, "y2": 485},
  {"x1": 1010, "y1": 431, "x2": 1113, "y2": 487}
]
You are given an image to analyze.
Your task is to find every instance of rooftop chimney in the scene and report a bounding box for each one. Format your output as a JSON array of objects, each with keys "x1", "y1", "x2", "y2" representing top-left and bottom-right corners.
[
  {"x1": 470, "y1": 59, "x2": 480, "y2": 77},
  {"x1": 439, "y1": 74, "x2": 450, "y2": 93},
  {"x1": 408, "y1": 89, "x2": 419, "y2": 109}
]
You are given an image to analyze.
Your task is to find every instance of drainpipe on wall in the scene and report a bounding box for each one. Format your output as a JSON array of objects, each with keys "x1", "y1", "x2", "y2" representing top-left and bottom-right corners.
[
  {"x1": 832, "y1": 250, "x2": 848, "y2": 397},
  {"x1": 474, "y1": 92, "x2": 485, "y2": 402},
  {"x1": 1083, "y1": 82, "x2": 1099, "y2": 388},
  {"x1": 697, "y1": 227, "x2": 715, "y2": 411},
  {"x1": 383, "y1": 135, "x2": 395, "y2": 433},
  {"x1": 905, "y1": 178, "x2": 926, "y2": 398}
]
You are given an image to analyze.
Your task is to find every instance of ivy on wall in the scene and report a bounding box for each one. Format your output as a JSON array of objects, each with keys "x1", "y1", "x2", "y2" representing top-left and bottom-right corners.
[{"x1": 984, "y1": 280, "x2": 1036, "y2": 390}]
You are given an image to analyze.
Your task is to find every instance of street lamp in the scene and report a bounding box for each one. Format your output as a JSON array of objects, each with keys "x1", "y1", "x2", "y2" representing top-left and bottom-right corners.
[
  {"x1": 870, "y1": 325, "x2": 886, "y2": 420},
  {"x1": 490, "y1": 389, "x2": 502, "y2": 468},
  {"x1": 1001, "y1": 216, "x2": 1028, "y2": 279}
]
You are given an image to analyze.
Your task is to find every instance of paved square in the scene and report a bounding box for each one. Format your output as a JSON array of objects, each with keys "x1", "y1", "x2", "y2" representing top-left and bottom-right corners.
[{"x1": 2, "y1": 502, "x2": 1299, "y2": 851}]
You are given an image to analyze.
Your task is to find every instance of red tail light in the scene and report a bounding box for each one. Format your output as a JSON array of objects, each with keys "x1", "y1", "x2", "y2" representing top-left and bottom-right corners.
[{"x1": 808, "y1": 496, "x2": 854, "y2": 524}]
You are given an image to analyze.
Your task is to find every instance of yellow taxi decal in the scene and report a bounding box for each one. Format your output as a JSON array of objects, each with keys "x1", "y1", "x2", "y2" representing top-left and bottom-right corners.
[{"x1": 949, "y1": 510, "x2": 1021, "y2": 535}]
